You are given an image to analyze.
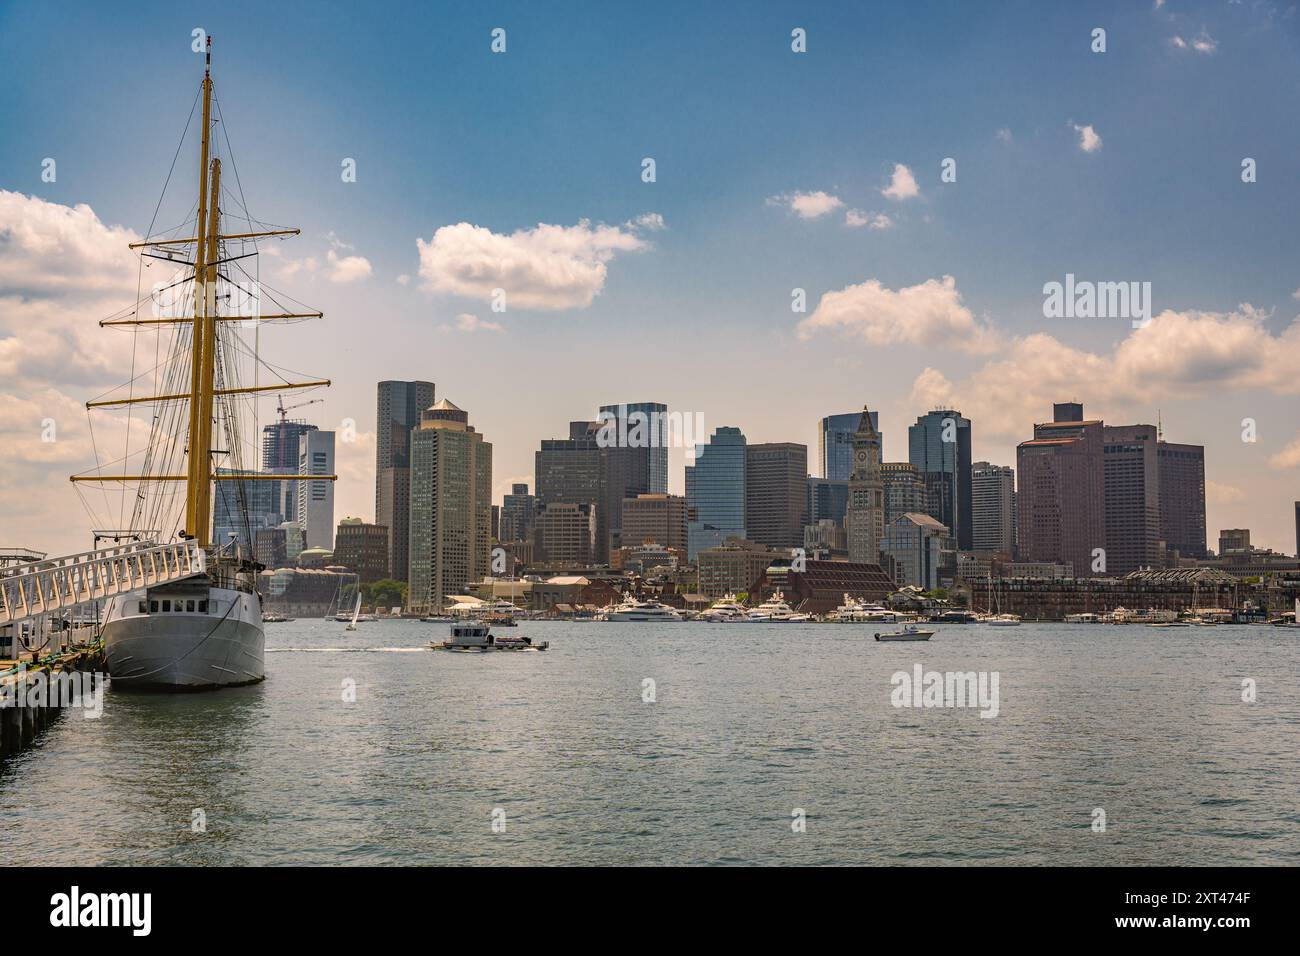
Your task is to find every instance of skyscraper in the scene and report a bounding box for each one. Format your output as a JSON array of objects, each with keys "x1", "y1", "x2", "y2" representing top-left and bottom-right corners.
[
  {"x1": 376, "y1": 380, "x2": 436, "y2": 582},
  {"x1": 296, "y1": 430, "x2": 336, "y2": 550},
  {"x1": 845, "y1": 407, "x2": 884, "y2": 563},
  {"x1": 820, "y1": 411, "x2": 882, "y2": 481},
  {"x1": 745, "y1": 443, "x2": 808, "y2": 550},
  {"x1": 407, "y1": 399, "x2": 492, "y2": 613},
  {"x1": 806, "y1": 477, "x2": 848, "y2": 525},
  {"x1": 212, "y1": 468, "x2": 284, "y2": 554},
  {"x1": 881, "y1": 462, "x2": 927, "y2": 529},
  {"x1": 621, "y1": 493, "x2": 689, "y2": 550},
  {"x1": 599, "y1": 402, "x2": 668, "y2": 494},
  {"x1": 1016, "y1": 404, "x2": 1105, "y2": 577},
  {"x1": 1158, "y1": 441, "x2": 1207, "y2": 559},
  {"x1": 685, "y1": 426, "x2": 747, "y2": 561},
  {"x1": 1295, "y1": 502, "x2": 1300, "y2": 559},
  {"x1": 908, "y1": 409, "x2": 973, "y2": 551},
  {"x1": 1103, "y1": 424, "x2": 1163, "y2": 574},
  {"x1": 262, "y1": 417, "x2": 317, "y2": 527},
  {"x1": 536, "y1": 422, "x2": 606, "y2": 559},
  {"x1": 971, "y1": 462, "x2": 1016, "y2": 553},
  {"x1": 500, "y1": 483, "x2": 537, "y2": 543}
]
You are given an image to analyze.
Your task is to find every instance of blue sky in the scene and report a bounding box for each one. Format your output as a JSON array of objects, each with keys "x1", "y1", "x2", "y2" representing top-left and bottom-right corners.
[{"x1": 2, "y1": 0, "x2": 1299, "y2": 555}]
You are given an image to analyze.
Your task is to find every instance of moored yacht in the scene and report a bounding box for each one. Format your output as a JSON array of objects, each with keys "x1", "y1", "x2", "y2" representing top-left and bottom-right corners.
[
  {"x1": 605, "y1": 596, "x2": 683, "y2": 622},
  {"x1": 747, "y1": 591, "x2": 812, "y2": 622},
  {"x1": 697, "y1": 594, "x2": 748, "y2": 622}
]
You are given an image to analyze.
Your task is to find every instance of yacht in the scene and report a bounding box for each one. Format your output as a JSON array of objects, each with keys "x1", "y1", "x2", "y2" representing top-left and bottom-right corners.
[
  {"x1": 747, "y1": 591, "x2": 812, "y2": 623},
  {"x1": 1269, "y1": 600, "x2": 1300, "y2": 628},
  {"x1": 604, "y1": 596, "x2": 683, "y2": 622},
  {"x1": 829, "y1": 594, "x2": 906, "y2": 623},
  {"x1": 985, "y1": 613, "x2": 1022, "y2": 627},
  {"x1": 931, "y1": 609, "x2": 980, "y2": 624},
  {"x1": 697, "y1": 594, "x2": 748, "y2": 622},
  {"x1": 428, "y1": 622, "x2": 547, "y2": 653},
  {"x1": 1063, "y1": 612, "x2": 1100, "y2": 624}
]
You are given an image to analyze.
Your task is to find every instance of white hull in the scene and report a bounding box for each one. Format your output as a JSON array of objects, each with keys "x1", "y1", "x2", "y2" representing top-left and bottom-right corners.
[
  {"x1": 102, "y1": 585, "x2": 265, "y2": 690},
  {"x1": 606, "y1": 612, "x2": 682, "y2": 622}
]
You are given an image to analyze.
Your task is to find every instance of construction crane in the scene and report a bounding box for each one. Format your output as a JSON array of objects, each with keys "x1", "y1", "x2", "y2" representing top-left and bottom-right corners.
[{"x1": 276, "y1": 396, "x2": 323, "y2": 423}]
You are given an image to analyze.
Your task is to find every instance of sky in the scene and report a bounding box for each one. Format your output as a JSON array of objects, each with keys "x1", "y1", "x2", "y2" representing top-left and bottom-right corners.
[{"x1": 1, "y1": 0, "x2": 1299, "y2": 558}]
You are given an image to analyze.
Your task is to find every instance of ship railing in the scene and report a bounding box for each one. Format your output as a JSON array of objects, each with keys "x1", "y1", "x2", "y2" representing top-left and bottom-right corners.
[{"x1": 0, "y1": 539, "x2": 206, "y2": 627}]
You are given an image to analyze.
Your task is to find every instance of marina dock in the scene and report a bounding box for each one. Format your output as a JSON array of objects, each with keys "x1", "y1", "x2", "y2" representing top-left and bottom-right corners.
[{"x1": 0, "y1": 636, "x2": 104, "y2": 758}]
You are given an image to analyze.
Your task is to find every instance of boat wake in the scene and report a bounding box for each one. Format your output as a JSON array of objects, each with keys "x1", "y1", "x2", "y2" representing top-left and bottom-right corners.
[{"x1": 268, "y1": 647, "x2": 426, "y2": 654}]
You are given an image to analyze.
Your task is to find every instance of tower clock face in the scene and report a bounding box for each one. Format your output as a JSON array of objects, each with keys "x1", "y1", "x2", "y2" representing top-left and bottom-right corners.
[{"x1": 856, "y1": 451, "x2": 867, "y2": 462}]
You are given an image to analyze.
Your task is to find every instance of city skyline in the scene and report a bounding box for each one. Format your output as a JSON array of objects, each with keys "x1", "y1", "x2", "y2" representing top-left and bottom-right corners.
[{"x1": 3, "y1": 0, "x2": 1300, "y2": 558}]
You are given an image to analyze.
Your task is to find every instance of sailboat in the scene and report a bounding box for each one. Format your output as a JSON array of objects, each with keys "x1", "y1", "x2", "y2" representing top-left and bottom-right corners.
[
  {"x1": 1272, "y1": 598, "x2": 1300, "y2": 629},
  {"x1": 345, "y1": 594, "x2": 362, "y2": 631},
  {"x1": 70, "y1": 39, "x2": 333, "y2": 689}
]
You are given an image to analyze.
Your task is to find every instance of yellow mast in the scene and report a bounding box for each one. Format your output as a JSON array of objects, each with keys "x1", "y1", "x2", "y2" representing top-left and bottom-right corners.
[{"x1": 184, "y1": 37, "x2": 215, "y2": 546}]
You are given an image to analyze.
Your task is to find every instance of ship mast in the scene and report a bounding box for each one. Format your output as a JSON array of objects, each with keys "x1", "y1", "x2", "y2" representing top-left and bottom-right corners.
[
  {"x1": 71, "y1": 37, "x2": 337, "y2": 547},
  {"x1": 185, "y1": 37, "x2": 217, "y2": 547}
]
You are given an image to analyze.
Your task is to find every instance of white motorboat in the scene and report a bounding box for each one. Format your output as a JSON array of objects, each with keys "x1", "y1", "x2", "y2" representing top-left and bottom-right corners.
[
  {"x1": 874, "y1": 624, "x2": 935, "y2": 642},
  {"x1": 746, "y1": 591, "x2": 811, "y2": 622},
  {"x1": 985, "y1": 614, "x2": 1022, "y2": 627},
  {"x1": 604, "y1": 595, "x2": 683, "y2": 622},
  {"x1": 428, "y1": 622, "x2": 547, "y2": 652},
  {"x1": 697, "y1": 594, "x2": 748, "y2": 622},
  {"x1": 1063, "y1": 612, "x2": 1099, "y2": 623},
  {"x1": 829, "y1": 594, "x2": 908, "y2": 623}
]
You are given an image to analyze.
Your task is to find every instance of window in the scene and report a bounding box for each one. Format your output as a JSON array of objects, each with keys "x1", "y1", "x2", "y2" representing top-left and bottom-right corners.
[
  {"x1": 150, "y1": 600, "x2": 159, "y2": 613},
  {"x1": 162, "y1": 600, "x2": 171, "y2": 612},
  {"x1": 186, "y1": 599, "x2": 196, "y2": 613},
  {"x1": 199, "y1": 600, "x2": 209, "y2": 613},
  {"x1": 138, "y1": 601, "x2": 148, "y2": 614}
]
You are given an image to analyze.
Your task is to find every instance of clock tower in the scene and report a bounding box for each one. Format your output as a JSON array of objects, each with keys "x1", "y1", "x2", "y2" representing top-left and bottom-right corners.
[{"x1": 846, "y1": 406, "x2": 884, "y2": 564}]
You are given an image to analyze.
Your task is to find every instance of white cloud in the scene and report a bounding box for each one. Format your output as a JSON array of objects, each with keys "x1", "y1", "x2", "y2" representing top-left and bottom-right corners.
[
  {"x1": 1171, "y1": 30, "x2": 1218, "y2": 54},
  {"x1": 1269, "y1": 434, "x2": 1300, "y2": 470},
  {"x1": 325, "y1": 248, "x2": 373, "y2": 283},
  {"x1": 995, "y1": 128, "x2": 1013, "y2": 143},
  {"x1": 1206, "y1": 480, "x2": 1246, "y2": 503},
  {"x1": 396, "y1": 273, "x2": 411, "y2": 286},
  {"x1": 767, "y1": 190, "x2": 844, "y2": 220},
  {"x1": 845, "y1": 209, "x2": 893, "y2": 230},
  {"x1": 1072, "y1": 123, "x2": 1103, "y2": 153},
  {"x1": 908, "y1": 307, "x2": 1300, "y2": 443},
  {"x1": 441, "y1": 312, "x2": 503, "y2": 334},
  {"x1": 797, "y1": 275, "x2": 998, "y2": 354},
  {"x1": 416, "y1": 216, "x2": 659, "y2": 311},
  {"x1": 881, "y1": 164, "x2": 920, "y2": 201}
]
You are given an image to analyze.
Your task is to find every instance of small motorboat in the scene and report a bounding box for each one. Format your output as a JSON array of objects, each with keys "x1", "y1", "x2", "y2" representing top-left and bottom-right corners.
[
  {"x1": 262, "y1": 612, "x2": 294, "y2": 623},
  {"x1": 428, "y1": 622, "x2": 548, "y2": 652},
  {"x1": 875, "y1": 624, "x2": 935, "y2": 642}
]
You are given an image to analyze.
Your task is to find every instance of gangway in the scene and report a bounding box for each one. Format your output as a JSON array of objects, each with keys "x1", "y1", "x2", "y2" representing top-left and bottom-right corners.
[{"x1": 0, "y1": 539, "x2": 205, "y2": 628}]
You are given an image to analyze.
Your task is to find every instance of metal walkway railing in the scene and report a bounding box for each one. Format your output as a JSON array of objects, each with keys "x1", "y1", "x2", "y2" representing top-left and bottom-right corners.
[{"x1": 0, "y1": 540, "x2": 205, "y2": 627}]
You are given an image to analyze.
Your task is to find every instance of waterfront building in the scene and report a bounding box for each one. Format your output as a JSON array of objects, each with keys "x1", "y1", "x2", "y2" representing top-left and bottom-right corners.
[
  {"x1": 882, "y1": 512, "x2": 951, "y2": 590},
  {"x1": 1016, "y1": 404, "x2": 1105, "y2": 577},
  {"x1": 750, "y1": 559, "x2": 895, "y2": 614},
  {"x1": 686, "y1": 426, "x2": 747, "y2": 561},
  {"x1": 333, "y1": 518, "x2": 390, "y2": 584},
  {"x1": 621, "y1": 493, "x2": 689, "y2": 551},
  {"x1": 599, "y1": 401, "x2": 668, "y2": 494},
  {"x1": 296, "y1": 430, "x2": 336, "y2": 550},
  {"x1": 280, "y1": 522, "x2": 305, "y2": 563},
  {"x1": 968, "y1": 568, "x2": 1239, "y2": 621},
  {"x1": 845, "y1": 407, "x2": 885, "y2": 564},
  {"x1": 254, "y1": 526, "x2": 288, "y2": 570},
  {"x1": 696, "y1": 537, "x2": 777, "y2": 598},
  {"x1": 534, "y1": 501, "x2": 597, "y2": 565},
  {"x1": 807, "y1": 476, "x2": 848, "y2": 526},
  {"x1": 971, "y1": 462, "x2": 1016, "y2": 553},
  {"x1": 908, "y1": 409, "x2": 973, "y2": 550},
  {"x1": 1219, "y1": 528, "x2": 1250, "y2": 554},
  {"x1": 376, "y1": 380, "x2": 436, "y2": 583},
  {"x1": 260, "y1": 567, "x2": 359, "y2": 618},
  {"x1": 407, "y1": 399, "x2": 492, "y2": 614},
  {"x1": 820, "y1": 411, "x2": 881, "y2": 480},
  {"x1": 744, "y1": 443, "x2": 808, "y2": 551},
  {"x1": 881, "y1": 461, "x2": 927, "y2": 529},
  {"x1": 1158, "y1": 441, "x2": 1207, "y2": 558},
  {"x1": 500, "y1": 483, "x2": 537, "y2": 544}
]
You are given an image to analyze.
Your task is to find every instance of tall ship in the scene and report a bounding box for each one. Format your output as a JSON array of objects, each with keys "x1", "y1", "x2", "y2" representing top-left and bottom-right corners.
[{"x1": 70, "y1": 39, "x2": 332, "y2": 689}]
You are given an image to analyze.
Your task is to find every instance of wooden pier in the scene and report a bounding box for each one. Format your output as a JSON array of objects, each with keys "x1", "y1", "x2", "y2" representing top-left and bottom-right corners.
[{"x1": 0, "y1": 638, "x2": 105, "y2": 758}]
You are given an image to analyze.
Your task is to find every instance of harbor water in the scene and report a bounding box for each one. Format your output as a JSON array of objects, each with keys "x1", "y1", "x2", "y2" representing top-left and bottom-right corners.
[{"x1": 1, "y1": 619, "x2": 1297, "y2": 865}]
